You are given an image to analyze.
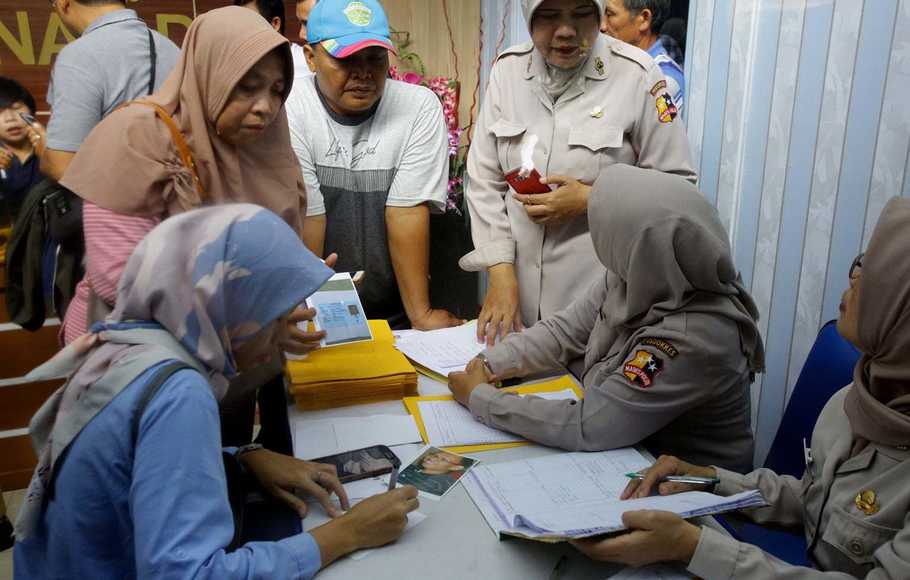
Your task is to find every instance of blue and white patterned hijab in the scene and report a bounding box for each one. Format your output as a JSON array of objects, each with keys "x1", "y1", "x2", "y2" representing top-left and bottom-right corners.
[
  {"x1": 16, "y1": 204, "x2": 331, "y2": 540},
  {"x1": 109, "y1": 203, "x2": 331, "y2": 395}
]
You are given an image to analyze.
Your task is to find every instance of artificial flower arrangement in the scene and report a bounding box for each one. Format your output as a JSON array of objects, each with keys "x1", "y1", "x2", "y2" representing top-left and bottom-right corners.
[{"x1": 389, "y1": 34, "x2": 467, "y2": 215}]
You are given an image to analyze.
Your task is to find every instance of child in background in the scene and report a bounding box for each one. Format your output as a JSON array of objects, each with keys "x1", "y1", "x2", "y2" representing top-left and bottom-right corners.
[{"x1": 0, "y1": 77, "x2": 43, "y2": 224}]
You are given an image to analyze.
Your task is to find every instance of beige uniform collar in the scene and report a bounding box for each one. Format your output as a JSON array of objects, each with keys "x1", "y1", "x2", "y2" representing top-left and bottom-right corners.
[{"x1": 524, "y1": 34, "x2": 612, "y2": 83}]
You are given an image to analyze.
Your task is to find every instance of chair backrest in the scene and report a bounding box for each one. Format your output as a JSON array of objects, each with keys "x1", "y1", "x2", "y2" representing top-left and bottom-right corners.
[{"x1": 763, "y1": 320, "x2": 860, "y2": 476}]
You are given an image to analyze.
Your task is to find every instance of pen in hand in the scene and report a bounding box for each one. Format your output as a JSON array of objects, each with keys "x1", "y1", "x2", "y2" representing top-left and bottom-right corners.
[
  {"x1": 388, "y1": 467, "x2": 399, "y2": 491},
  {"x1": 624, "y1": 472, "x2": 719, "y2": 486}
]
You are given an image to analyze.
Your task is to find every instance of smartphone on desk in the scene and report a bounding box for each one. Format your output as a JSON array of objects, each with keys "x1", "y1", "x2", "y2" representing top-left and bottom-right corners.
[
  {"x1": 505, "y1": 168, "x2": 551, "y2": 195},
  {"x1": 311, "y1": 444, "x2": 400, "y2": 484}
]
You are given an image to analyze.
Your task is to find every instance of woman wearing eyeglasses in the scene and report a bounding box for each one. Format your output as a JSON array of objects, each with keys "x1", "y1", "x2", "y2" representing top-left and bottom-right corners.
[{"x1": 571, "y1": 197, "x2": 910, "y2": 579}]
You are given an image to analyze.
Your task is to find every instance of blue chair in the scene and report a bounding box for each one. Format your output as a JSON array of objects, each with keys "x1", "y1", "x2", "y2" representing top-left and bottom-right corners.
[{"x1": 717, "y1": 319, "x2": 861, "y2": 566}]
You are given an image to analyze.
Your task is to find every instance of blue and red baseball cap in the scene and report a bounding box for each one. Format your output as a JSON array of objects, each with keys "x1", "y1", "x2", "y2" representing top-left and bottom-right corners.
[{"x1": 308, "y1": 0, "x2": 397, "y2": 59}]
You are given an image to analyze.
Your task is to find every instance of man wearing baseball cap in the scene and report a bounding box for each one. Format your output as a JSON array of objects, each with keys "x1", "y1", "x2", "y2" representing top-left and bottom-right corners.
[{"x1": 286, "y1": 0, "x2": 462, "y2": 331}]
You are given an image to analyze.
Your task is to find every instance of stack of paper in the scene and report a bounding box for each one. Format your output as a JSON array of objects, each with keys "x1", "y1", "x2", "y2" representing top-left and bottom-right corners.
[
  {"x1": 464, "y1": 448, "x2": 767, "y2": 541},
  {"x1": 287, "y1": 320, "x2": 418, "y2": 410},
  {"x1": 394, "y1": 321, "x2": 485, "y2": 380}
]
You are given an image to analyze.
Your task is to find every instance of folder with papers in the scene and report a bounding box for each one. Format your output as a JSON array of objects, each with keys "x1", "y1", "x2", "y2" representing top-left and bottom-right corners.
[
  {"x1": 402, "y1": 375, "x2": 583, "y2": 454},
  {"x1": 394, "y1": 321, "x2": 485, "y2": 380},
  {"x1": 462, "y1": 448, "x2": 767, "y2": 542},
  {"x1": 287, "y1": 320, "x2": 418, "y2": 410}
]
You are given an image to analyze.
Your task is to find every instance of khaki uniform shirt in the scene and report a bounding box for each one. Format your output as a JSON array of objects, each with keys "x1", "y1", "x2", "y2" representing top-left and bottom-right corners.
[
  {"x1": 688, "y1": 386, "x2": 910, "y2": 579},
  {"x1": 468, "y1": 279, "x2": 754, "y2": 473},
  {"x1": 460, "y1": 34, "x2": 697, "y2": 326}
]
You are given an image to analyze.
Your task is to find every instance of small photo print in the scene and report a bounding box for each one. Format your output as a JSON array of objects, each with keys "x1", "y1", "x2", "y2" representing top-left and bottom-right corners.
[{"x1": 397, "y1": 446, "x2": 479, "y2": 500}]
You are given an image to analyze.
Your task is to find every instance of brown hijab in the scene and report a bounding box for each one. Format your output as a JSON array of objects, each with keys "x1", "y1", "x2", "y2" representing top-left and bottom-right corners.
[
  {"x1": 844, "y1": 197, "x2": 910, "y2": 447},
  {"x1": 60, "y1": 6, "x2": 306, "y2": 233},
  {"x1": 585, "y1": 164, "x2": 765, "y2": 375}
]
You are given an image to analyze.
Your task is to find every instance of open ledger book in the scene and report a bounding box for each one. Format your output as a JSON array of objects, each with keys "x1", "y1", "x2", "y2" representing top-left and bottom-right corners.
[{"x1": 463, "y1": 448, "x2": 766, "y2": 542}]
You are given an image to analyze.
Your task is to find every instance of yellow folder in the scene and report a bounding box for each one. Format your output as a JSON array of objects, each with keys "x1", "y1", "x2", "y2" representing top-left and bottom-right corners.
[{"x1": 402, "y1": 375, "x2": 583, "y2": 454}]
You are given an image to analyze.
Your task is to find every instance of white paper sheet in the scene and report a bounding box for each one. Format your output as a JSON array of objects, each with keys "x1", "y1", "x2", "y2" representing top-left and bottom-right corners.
[
  {"x1": 349, "y1": 511, "x2": 429, "y2": 560},
  {"x1": 294, "y1": 415, "x2": 422, "y2": 460},
  {"x1": 416, "y1": 390, "x2": 577, "y2": 447},
  {"x1": 417, "y1": 400, "x2": 523, "y2": 447},
  {"x1": 394, "y1": 321, "x2": 484, "y2": 376},
  {"x1": 465, "y1": 449, "x2": 766, "y2": 539}
]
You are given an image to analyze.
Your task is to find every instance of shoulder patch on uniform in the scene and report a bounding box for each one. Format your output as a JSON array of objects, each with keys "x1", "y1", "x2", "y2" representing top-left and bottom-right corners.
[
  {"x1": 655, "y1": 92, "x2": 678, "y2": 124},
  {"x1": 609, "y1": 41, "x2": 652, "y2": 71},
  {"x1": 649, "y1": 79, "x2": 667, "y2": 96},
  {"x1": 496, "y1": 41, "x2": 534, "y2": 62},
  {"x1": 639, "y1": 337, "x2": 679, "y2": 358},
  {"x1": 623, "y1": 350, "x2": 664, "y2": 388}
]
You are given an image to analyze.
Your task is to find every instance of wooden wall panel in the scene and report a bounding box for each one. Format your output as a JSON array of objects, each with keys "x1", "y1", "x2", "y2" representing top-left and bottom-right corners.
[
  {"x1": 1, "y1": 1, "x2": 481, "y2": 128},
  {"x1": 0, "y1": 434, "x2": 37, "y2": 490},
  {"x1": 0, "y1": 379, "x2": 63, "y2": 431},
  {"x1": 0, "y1": 324, "x2": 59, "y2": 379}
]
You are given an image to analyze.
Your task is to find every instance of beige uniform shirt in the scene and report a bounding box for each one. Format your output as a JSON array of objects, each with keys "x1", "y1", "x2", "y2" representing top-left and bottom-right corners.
[
  {"x1": 460, "y1": 34, "x2": 697, "y2": 326},
  {"x1": 688, "y1": 386, "x2": 910, "y2": 579},
  {"x1": 468, "y1": 279, "x2": 754, "y2": 473}
]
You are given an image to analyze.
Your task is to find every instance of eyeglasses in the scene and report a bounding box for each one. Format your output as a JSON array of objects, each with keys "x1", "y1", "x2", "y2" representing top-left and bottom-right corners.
[{"x1": 849, "y1": 253, "x2": 864, "y2": 280}]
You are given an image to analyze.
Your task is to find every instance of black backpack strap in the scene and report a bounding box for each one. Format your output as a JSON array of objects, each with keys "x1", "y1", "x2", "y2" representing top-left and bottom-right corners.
[
  {"x1": 131, "y1": 360, "x2": 192, "y2": 443},
  {"x1": 147, "y1": 28, "x2": 157, "y2": 95}
]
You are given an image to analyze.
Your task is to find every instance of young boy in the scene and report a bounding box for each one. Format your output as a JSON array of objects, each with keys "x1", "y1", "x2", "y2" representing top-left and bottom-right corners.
[{"x1": 0, "y1": 77, "x2": 43, "y2": 223}]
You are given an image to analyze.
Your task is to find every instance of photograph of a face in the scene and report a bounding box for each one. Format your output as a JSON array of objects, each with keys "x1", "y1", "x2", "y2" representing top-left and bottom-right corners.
[{"x1": 397, "y1": 446, "x2": 479, "y2": 499}]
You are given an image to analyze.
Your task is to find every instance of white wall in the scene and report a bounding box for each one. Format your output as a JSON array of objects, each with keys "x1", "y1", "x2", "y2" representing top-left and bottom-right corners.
[{"x1": 479, "y1": 0, "x2": 910, "y2": 465}]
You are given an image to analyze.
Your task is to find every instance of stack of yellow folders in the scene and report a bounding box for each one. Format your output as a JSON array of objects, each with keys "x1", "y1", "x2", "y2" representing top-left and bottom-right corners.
[{"x1": 286, "y1": 320, "x2": 418, "y2": 410}]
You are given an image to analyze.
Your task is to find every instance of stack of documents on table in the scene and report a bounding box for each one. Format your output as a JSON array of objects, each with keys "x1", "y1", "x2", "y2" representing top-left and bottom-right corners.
[
  {"x1": 394, "y1": 321, "x2": 485, "y2": 380},
  {"x1": 403, "y1": 375, "x2": 583, "y2": 454},
  {"x1": 463, "y1": 448, "x2": 767, "y2": 542},
  {"x1": 286, "y1": 320, "x2": 417, "y2": 410}
]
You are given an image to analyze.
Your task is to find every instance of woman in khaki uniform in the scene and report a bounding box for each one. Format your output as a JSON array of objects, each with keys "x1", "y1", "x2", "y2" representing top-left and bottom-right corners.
[
  {"x1": 461, "y1": 0, "x2": 696, "y2": 345},
  {"x1": 573, "y1": 197, "x2": 910, "y2": 579},
  {"x1": 450, "y1": 165, "x2": 761, "y2": 473}
]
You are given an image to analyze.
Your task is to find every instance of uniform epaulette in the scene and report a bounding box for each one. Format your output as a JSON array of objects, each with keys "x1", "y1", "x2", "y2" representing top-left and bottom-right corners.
[
  {"x1": 496, "y1": 41, "x2": 534, "y2": 62},
  {"x1": 608, "y1": 40, "x2": 653, "y2": 72}
]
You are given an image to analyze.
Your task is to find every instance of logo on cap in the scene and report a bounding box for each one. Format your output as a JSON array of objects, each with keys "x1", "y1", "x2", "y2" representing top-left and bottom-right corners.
[{"x1": 344, "y1": 1, "x2": 373, "y2": 26}]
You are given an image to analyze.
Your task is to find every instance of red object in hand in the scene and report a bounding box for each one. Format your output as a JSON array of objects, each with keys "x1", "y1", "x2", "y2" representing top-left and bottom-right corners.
[{"x1": 505, "y1": 168, "x2": 551, "y2": 195}]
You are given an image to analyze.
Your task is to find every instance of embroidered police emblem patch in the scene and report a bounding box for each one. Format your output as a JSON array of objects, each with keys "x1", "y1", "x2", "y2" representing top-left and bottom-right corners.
[
  {"x1": 656, "y1": 92, "x2": 678, "y2": 123},
  {"x1": 639, "y1": 338, "x2": 679, "y2": 358},
  {"x1": 649, "y1": 79, "x2": 667, "y2": 96},
  {"x1": 623, "y1": 350, "x2": 664, "y2": 387}
]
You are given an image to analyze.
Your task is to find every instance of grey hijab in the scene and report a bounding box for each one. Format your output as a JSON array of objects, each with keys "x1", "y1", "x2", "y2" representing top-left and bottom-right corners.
[
  {"x1": 586, "y1": 164, "x2": 765, "y2": 374},
  {"x1": 522, "y1": 0, "x2": 606, "y2": 101}
]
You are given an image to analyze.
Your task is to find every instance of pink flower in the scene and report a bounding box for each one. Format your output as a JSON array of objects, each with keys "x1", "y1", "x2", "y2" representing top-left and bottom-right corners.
[{"x1": 401, "y1": 71, "x2": 424, "y2": 85}]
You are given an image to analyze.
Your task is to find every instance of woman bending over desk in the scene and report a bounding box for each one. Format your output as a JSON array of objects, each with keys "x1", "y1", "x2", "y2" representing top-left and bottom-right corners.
[
  {"x1": 449, "y1": 165, "x2": 763, "y2": 473},
  {"x1": 572, "y1": 197, "x2": 910, "y2": 579},
  {"x1": 14, "y1": 205, "x2": 418, "y2": 579}
]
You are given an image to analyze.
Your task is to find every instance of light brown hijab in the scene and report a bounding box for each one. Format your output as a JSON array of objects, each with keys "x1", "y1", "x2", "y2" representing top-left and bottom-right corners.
[
  {"x1": 585, "y1": 164, "x2": 765, "y2": 375},
  {"x1": 60, "y1": 6, "x2": 306, "y2": 233},
  {"x1": 844, "y1": 197, "x2": 910, "y2": 447}
]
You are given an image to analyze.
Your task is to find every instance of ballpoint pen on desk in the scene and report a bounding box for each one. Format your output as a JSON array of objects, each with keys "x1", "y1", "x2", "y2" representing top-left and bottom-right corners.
[
  {"x1": 624, "y1": 472, "x2": 720, "y2": 486},
  {"x1": 388, "y1": 467, "x2": 399, "y2": 491}
]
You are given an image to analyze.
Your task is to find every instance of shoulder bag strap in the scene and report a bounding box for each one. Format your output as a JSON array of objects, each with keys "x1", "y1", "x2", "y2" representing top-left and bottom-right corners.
[
  {"x1": 147, "y1": 28, "x2": 157, "y2": 95},
  {"x1": 119, "y1": 101, "x2": 207, "y2": 201}
]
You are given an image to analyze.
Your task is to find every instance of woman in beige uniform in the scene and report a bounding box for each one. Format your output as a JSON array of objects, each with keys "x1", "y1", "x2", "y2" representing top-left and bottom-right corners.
[
  {"x1": 461, "y1": 0, "x2": 696, "y2": 345},
  {"x1": 450, "y1": 165, "x2": 761, "y2": 472},
  {"x1": 573, "y1": 197, "x2": 910, "y2": 579}
]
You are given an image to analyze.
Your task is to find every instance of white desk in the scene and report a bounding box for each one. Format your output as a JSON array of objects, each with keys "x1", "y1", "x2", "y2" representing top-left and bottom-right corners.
[{"x1": 288, "y1": 375, "x2": 710, "y2": 580}]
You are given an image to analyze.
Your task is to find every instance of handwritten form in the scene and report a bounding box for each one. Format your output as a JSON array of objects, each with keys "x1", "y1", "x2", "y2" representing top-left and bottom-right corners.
[
  {"x1": 464, "y1": 449, "x2": 766, "y2": 539},
  {"x1": 417, "y1": 390, "x2": 579, "y2": 447}
]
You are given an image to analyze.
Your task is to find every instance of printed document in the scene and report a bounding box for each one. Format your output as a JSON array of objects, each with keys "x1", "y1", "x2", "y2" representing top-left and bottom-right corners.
[
  {"x1": 417, "y1": 390, "x2": 578, "y2": 447},
  {"x1": 394, "y1": 321, "x2": 484, "y2": 376},
  {"x1": 464, "y1": 449, "x2": 766, "y2": 540},
  {"x1": 294, "y1": 415, "x2": 422, "y2": 460}
]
